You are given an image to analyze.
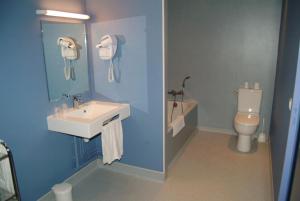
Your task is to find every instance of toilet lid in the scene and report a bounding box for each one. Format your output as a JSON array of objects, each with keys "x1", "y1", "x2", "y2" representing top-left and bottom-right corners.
[{"x1": 235, "y1": 113, "x2": 259, "y2": 126}]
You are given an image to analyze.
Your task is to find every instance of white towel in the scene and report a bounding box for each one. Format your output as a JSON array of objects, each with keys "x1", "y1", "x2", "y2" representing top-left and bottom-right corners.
[
  {"x1": 101, "y1": 119, "x2": 123, "y2": 164},
  {"x1": 171, "y1": 115, "x2": 185, "y2": 137},
  {"x1": 0, "y1": 141, "x2": 14, "y2": 194}
]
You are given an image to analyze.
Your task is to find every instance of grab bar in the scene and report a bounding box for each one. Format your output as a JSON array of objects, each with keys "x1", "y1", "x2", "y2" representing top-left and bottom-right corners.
[{"x1": 103, "y1": 114, "x2": 120, "y2": 126}]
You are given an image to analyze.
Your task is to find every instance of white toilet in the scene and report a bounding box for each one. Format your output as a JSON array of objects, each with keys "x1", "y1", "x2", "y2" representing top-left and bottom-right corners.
[{"x1": 234, "y1": 86, "x2": 262, "y2": 152}]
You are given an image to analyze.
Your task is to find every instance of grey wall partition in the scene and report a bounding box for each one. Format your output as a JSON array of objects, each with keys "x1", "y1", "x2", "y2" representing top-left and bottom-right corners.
[{"x1": 167, "y1": 0, "x2": 282, "y2": 134}]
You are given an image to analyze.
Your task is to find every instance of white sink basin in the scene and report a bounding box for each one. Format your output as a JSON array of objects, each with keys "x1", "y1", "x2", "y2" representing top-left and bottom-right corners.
[
  {"x1": 64, "y1": 103, "x2": 119, "y2": 120},
  {"x1": 47, "y1": 101, "x2": 130, "y2": 139}
]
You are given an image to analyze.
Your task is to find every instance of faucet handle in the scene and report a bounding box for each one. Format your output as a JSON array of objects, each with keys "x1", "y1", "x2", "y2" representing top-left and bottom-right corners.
[
  {"x1": 72, "y1": 95, "x2": 82, "y2": 108},
  {"x1": 62, "y1": 93, "x2": 70, "y2": 98},
  {"x1": 72, "y1": 94, "x2": 82, "y2": 100},
  {"x1": 168, "y1": 90, "x2": 176, "y2": 96}
]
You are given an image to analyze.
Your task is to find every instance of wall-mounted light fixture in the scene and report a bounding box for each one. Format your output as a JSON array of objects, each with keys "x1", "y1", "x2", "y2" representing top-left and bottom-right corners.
[{"x1": 36, "y1": 10, "x2": 90, "y2": 20}]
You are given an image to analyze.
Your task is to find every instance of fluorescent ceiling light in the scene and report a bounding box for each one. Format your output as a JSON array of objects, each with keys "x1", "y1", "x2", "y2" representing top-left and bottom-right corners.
[{"x1": 36, "y1": 10, "x2": 90, "y2": 20}]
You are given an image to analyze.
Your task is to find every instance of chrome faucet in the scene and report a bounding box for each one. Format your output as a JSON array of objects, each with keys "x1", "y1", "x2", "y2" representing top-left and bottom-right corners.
[
  {"x1": 72, "y1": 95, "x2": 81, "y2": 108},
  {"x1": 168, "y1": 76, "x2": 191, "y2": 115},
  {"x1": 168, "y1": 76, "x2": 191, "y2": 97},
  {"x1": 182, "y1": 76, "x2": 191, "y2": 90},
  {"x1": 62, "y1": 93, "x2": 82, "y2": 108}
]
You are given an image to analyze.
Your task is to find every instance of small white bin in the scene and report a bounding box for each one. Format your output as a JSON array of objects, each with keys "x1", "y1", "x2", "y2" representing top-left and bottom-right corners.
[{"x1": 52, "y1": 183, "x2": 73, "y2": 201}]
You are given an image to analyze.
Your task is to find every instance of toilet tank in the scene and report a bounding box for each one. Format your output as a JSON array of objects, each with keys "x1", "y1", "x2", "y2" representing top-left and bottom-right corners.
[{"x1": 238, "y1": 88, "x2": 262, "y2": 113}]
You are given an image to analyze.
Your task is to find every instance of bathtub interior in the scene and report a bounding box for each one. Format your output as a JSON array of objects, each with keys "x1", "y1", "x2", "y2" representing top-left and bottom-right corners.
[{"x1": 167, "y1": 100, "x2": 194, "y2": 124}]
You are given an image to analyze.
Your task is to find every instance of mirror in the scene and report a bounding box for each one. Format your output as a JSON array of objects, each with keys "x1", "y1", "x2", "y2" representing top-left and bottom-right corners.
[{"x1": 41, "y1": 21, "x2": 89, "y2": 102}]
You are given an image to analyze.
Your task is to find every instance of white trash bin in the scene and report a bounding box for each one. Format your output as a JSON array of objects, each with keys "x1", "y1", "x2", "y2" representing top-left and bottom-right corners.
[{"x1": 52, "y1": 183, "x2": 73, "y2": 201}]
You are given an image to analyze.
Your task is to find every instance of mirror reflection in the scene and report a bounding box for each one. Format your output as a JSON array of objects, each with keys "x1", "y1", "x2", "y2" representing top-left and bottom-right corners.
[{"x1": 41, "y1": 21, "x2": 89, "y2": 102}]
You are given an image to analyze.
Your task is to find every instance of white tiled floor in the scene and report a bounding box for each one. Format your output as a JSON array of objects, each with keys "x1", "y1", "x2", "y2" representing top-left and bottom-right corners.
[
  {"x1": 71, "y1": 168, "x2": 163, "y2": 201},
  {"x1": 155, "y1": 131, "x2": 273, "y2": 201},
  {"x1": 44, "y1": 130, "x2": 273, "y2": 201}
]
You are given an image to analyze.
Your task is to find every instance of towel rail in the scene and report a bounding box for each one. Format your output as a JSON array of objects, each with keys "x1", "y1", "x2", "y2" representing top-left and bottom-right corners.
[
  {"x1": 103, "y1": 114, "x2": 120, "y2": 126},
  {"x1": 0, "y1": 154, "x2": 9, "y2": 161},
  {"x1": 0, "y1": 142, "x2": 21, "y2": 201}
]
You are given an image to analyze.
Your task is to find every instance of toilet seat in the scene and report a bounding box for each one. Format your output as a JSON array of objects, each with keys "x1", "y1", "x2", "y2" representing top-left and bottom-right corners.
[{"x1": 234, "y1": 112, "x2": 259, "y2": 126}]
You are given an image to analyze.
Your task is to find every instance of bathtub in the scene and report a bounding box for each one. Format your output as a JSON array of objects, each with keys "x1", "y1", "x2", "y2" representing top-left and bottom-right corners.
[{"x1": 166, "y1": 99, "x2": 197, "y2": 168}]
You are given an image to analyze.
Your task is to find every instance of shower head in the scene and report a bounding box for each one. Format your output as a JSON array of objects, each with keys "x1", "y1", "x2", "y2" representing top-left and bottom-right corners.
[{"x1": 182, "y1": 76, "x2": 191, "y2": 88}]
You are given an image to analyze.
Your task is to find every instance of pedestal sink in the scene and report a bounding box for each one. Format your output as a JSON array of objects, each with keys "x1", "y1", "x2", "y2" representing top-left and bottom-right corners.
[{"x1": 47, "y1": 101, "x2": 130, "y2": 139}]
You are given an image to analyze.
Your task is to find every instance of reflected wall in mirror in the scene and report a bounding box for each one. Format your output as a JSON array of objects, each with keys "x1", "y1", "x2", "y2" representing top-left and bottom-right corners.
[{"x1": 41, "y1": 21, "x2": 89, "y2": 102}]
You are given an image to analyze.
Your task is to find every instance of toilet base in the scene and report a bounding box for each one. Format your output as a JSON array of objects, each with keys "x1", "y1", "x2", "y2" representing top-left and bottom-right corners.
[{"x1": 237, "y1": 134, "x2": 252, "y2": 152}]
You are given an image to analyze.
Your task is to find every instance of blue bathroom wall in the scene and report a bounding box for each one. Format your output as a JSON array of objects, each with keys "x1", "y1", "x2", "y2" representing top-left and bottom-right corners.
[
  {"x1": 0, "y1": 0, "x2": 98, "y2": 200},
  {"x1": 167, "y1": 0, "x2": 282, "y2": 135},
  {"x1": 270, "y1": 0, "x2": 300, "y2": 200},
  {"x1": 85, "y1": 0, "x2": 164, "y2": 171}
]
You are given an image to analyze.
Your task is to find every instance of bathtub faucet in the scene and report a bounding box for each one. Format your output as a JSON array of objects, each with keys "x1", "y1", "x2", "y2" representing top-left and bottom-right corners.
[
  {"x1": 182, "y1": 76, "x2": 191, "y2": 89},
  {"x1": 168, "y1": 90, "x2": 183, "y2": 96},
  {"x1": 180, "y1": 76, "x2": 191, "y2": 113},
  {"x1": 181, "y1": 75, "x2": 191, "y2": 98}
]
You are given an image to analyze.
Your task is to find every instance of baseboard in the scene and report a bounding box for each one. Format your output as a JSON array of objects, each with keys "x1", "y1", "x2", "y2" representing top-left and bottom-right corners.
[
  {"x1": 67, "y1": 160, "x2": 99, "y2": 185},
  {"x1": 197, "y1": 126, "x2": 236, "y2": 135},
  {"x1": 38, "y1": 159, "x2": 98, "y2": 201},
  {"x1": 96, "y1": 159, "x2": 165, "y2": 182}
]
